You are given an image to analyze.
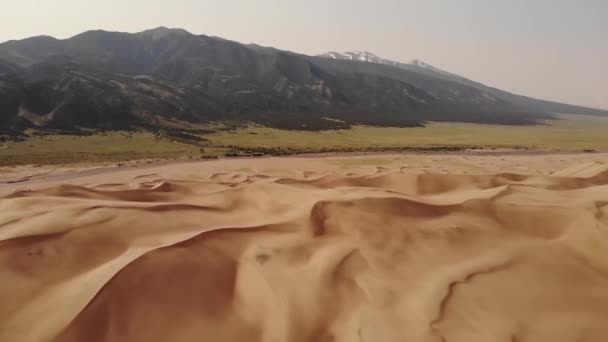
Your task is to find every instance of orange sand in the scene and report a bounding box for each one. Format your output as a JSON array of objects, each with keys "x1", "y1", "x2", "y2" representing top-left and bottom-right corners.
[{"x1": 1, "y1": 154, "x2": 608, "y2": 342}]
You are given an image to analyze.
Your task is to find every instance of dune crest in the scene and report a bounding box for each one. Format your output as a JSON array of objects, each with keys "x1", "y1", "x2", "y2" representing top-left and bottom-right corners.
[{"x1": 1, "y1": 162, "x2": 608, "y2": 342}]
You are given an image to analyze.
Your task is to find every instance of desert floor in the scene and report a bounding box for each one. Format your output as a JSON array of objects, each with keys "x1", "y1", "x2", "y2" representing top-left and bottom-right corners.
[{"x1": 1, "y1": 152, "x2": 608, "y2": 342}]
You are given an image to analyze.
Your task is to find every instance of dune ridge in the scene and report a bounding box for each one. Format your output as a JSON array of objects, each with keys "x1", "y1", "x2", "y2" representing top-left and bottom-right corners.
[{"x1": 1, "y1": 161, "x2": 608, "y2": 342}]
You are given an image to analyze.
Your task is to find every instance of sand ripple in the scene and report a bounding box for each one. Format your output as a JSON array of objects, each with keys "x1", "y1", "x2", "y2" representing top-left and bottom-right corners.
[{"x1": 1, "y1": 163, "x2": 608, "y2": 342}]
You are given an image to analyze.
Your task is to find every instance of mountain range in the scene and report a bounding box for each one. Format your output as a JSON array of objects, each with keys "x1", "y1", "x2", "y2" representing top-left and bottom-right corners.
[{"x1": 1, "y1": 27, "x2": 606, "y2": 134}]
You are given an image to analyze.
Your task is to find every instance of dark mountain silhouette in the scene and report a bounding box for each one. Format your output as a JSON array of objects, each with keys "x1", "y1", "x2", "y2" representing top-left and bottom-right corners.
[
  {"x1": 318, "y1": 51, "x2": 608, "y2": 117},
  {"x1": 1, "y1": 27, "x2": 605, "y2": 134}
]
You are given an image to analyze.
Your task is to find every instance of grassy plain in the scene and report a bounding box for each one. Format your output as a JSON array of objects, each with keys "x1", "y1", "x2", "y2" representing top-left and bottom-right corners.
[
  {"x1": 0, "y1": 132, "x2": 204, "y2": 166},
  {"x1": 209, "y1": 114, "x2": 608, "y2": 150},
  {"x1": 1, "y1": 114, "x2": 608, "y2": 166}
]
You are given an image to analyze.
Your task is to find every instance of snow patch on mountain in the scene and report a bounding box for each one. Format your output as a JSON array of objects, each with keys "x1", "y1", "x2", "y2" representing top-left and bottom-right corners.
[{"x1": 318, "y1": 51, "x2": 449, "y2": 76}]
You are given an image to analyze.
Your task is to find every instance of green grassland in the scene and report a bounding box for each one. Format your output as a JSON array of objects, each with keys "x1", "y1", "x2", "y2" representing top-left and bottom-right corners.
[
  {"x1": 208, "y1": 114, "x2": 608, "y2": 150},
  {"x1": 329, "y1": 157, "x2": 396, "y2": 167},
  {"x1": 0, "y1": 132, "x2": 205, "y2": 166},
  {"x1": 1, "y1": 114, "x2": 608, "y2": 166}
]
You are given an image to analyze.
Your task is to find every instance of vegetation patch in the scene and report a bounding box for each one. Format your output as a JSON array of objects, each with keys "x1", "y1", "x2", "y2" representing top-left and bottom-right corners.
[
  {"x1": 0, "y1": 131, "x2": 202, "y2": 166},
  {"x1": 208, "y1": 114, "x2": 608, "y2": 151},
  {"x1": 2, "y1": 114, "x2": 608, "y2": 166},
  {"x1": 329, "y1": 157, "x2": 395, "y2": 167}
]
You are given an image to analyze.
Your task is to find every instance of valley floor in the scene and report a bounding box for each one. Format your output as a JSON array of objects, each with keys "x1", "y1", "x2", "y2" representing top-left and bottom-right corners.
[{"x1": 1, "y1": 113, "x2": 608, "y2": 167}]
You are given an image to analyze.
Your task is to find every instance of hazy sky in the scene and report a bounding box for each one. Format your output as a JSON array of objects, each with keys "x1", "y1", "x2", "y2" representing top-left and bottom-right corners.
[{"x1": 2, "y1": 0, "x2": 607, "y2": 109}]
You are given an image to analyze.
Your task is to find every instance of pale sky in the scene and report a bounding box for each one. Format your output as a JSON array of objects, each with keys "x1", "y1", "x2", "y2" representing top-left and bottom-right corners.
[{"x1": 2, "y1": 0, "x2": 607, "y2": 109}]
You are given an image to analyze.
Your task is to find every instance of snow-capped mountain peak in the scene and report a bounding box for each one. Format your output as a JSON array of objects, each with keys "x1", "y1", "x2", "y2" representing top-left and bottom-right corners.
[
  {"x1": 318, "y1": 51, "x2": 398, "y2": 65},
  {"x1": 409, "y1": 59, "x2": 443, "y2": 73},
  {"x1": 318, "y1": 51, "x2": 460, "y2": 79}
]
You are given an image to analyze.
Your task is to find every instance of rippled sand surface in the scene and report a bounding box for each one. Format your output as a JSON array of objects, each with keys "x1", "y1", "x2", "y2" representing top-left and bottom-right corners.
[{"x1": 1, "y1": 155, "x2": 608, "y2": 342}]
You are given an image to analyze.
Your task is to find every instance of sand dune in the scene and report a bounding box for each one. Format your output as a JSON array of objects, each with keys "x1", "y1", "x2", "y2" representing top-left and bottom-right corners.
[{"x1": 1, "y1": 157, "x2": 608, "y2": 342}]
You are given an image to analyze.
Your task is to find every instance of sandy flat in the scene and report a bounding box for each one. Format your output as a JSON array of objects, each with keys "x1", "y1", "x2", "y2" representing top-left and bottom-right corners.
[{"x1": 1, "y1": 153, "x2": 608, "y2": 342}]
